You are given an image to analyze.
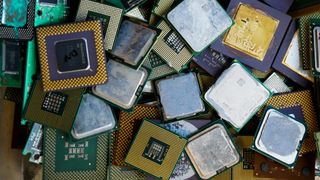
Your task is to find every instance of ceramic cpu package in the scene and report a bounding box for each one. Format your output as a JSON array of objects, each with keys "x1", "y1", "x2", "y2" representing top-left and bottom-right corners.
[{"x1": 204, "y1": 62, "x2": 271, "y2": 131}]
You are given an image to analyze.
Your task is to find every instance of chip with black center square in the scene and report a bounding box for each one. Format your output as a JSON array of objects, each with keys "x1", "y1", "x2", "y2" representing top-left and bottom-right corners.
[
  {"x1": 36, "y1": 20, "x2": 108, "y2": 91},
  {"x1": 55, "y1": 39, "x2": 89, "y2": 73}
]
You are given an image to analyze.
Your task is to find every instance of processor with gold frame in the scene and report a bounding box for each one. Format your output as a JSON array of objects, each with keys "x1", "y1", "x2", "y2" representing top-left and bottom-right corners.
[
  {"x1": 36, "y1": 20, "x2": 108, "y2": 92},
  {"x1": 125, "y1": 119, "x2": 187, "y2": 179},
  {"x1": 273, "y1": 20, "x2": 314, "y2": 87},
  {"x1": 211, "y1": 0, "x2": 291, "y2": 72},
  {"x1": 112, "y1": 105, "x2": 160, "y2": 166}
]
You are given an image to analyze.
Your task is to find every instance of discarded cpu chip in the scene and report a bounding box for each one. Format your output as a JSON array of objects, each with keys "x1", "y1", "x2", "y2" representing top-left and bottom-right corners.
[
  {"x1": 186, "y1": 121, "x2": 240, "y2": 179},
  {"x1": 43, "y1": 127, "x2": 110, "y2": 179},
  {"x1": 152, "y1": 20, "x2": 193, "y2": 72},
  {"x1": 71, "y1": 94, "x2": 116, "y2": 140},
  {"x1": 0, "y1": 40, "x2": 25, "y2": 87},
  {"x1": 204, "y1": 62, "x2": 271, "y2": 131},
  {"x1": 257, "y1": 90, "x2": 318, "y2": 155},
  {"x1": 76, "y1": 0, "x2": 123, "y2": 51},
  {"x1": 125, "y1": 120, "x2": 187, "y2": 179},
  {"x1": 273, "y1": 20, "x2": 314, "y2": 88},
  {"x1": 211, "y1": 0, "x2": 291, "y2": 72},
  {"x1": 24, "y1": 80, "x2": 84, "y2": 132},
  {"x1": 0, "y1": 0, "x2": 35, "y2": 40},
  {"x1": 167, "y1": 0, "x2": 232, "y2": 52},
  {"x1": 252, "y1": 108, "x2": 306, "y2": 168},
  {"x1": 223, "y1": 3, "x2": 279, "y2": 61},
  {"x1": 112, "y1": 20, "x2": 157, "y2": 68},
  {"x1": 112, "y1": 105, "x2": 160, "y2": 166},
  {"x1": 36, "y1": 20, "x2": 108, "y2": 91},
  {"x1": 92, "y1": 60, "x2": 148, "y2": 111},
  {"x1": 156, "y1": 72, "x2": 205, "y2": 121},
  {"x1": 151, "y1": 119, "x2": 212, "y2": 180}
]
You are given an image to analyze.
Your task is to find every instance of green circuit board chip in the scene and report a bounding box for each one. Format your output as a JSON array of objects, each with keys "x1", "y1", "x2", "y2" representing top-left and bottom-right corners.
[
  {"x1": 35, "y1": 0, "x2": 68, "y2": 27},
  {"x1": 0, "y1": 40, "x2": 26, "y2": 88},
  {"x1": 43, "y1": 127, "x2": 110, "y2": 179}
]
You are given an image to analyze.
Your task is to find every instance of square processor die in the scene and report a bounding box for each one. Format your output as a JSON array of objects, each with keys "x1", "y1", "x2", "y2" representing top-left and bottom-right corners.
[
  {"x1": 156, "y1": 72, "x2": 205, "y2": 121},
  {"x1": 36, "y1": 20, "x2": 108, "y2": 91},
  {"x1": 186, "y1": 121, "x2": 240, "y2": 179},
  {"x1": 92, "y1": 59, "x2": 148, "y2": 111},
  {"x1": 204, "y1": 62, "x2": 271, "y2": 131},
  {"x1": 112, "y1": 20, "x2": 157, "y2": 68},
  {"x1": 167, "y1": 0, "x2": 232, "y2": 53},
  {"x1": 211, "y1": 0, "x2": 291, "y2": 72},
  {"x1": 252, "y1": 108, "x2": 307, "y2": 168},
  {"x1": 71, "y1": 93, "x2": 116, "y2": 140}
]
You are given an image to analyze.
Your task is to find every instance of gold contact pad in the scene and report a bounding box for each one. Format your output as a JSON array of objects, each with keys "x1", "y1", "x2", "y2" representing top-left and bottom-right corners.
[
  {"x1": 112, "y1": 105, "x2": 160, "y2": 166},
  {"x1": 257, "y1": 91, "x2": 318, "y2": 154},
  {"x1": 223, "y1": 3, "x2": 279, "y2": 61},
  {"x1": 125, "y1": 120, "x2": 187, "y2": 180}
]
